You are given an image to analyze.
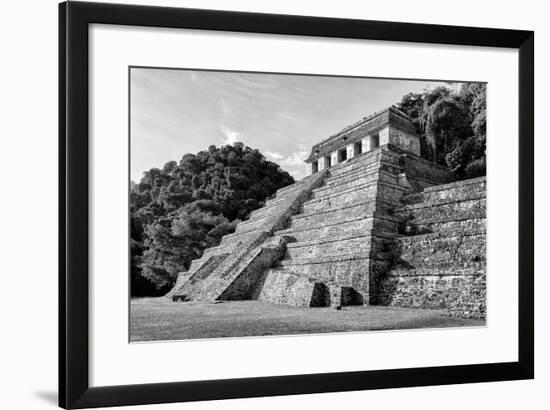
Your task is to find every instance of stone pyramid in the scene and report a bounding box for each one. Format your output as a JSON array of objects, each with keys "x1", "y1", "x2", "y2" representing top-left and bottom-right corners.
[{"x1": 167, "y1": 108, "x2": 486, "y2": 318}]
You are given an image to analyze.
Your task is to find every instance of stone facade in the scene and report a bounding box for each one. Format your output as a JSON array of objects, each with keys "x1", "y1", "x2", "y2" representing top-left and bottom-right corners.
[
  {"x1": 168, "y1": 109, "x2": 486, "y2": 319},
  {"x1": 377, "y1": 177, "x2": 486, "y2": 318},
  {"x1": 305, "y1": 106, "x2": 421, "y2": 175}
]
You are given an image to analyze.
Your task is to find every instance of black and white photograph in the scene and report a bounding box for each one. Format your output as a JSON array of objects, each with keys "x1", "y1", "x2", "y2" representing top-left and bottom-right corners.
[
  {"x1": 1, "y1": 0, "x2": 541, "y2": 408},
  {"x1": 129, "y1": 68, "x2": 487, "y2": 342}
]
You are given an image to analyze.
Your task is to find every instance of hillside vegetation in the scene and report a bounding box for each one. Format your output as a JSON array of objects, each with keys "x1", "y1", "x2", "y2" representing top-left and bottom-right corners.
[
  {"x1": 131, "y1": 143, "x2": 294, "y2": 295},
  {"x1": 396, "y1": 82, "x2": 486, "y2": 179}
]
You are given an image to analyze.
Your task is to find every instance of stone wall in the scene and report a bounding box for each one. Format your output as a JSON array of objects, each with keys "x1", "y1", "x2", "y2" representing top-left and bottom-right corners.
[
  {"x1": 258, "y1": 269, "x2": 320, "y2": 306},
  {"x1": 378, "y1": 272, "x2": 486, "y2": 318},
  {"x1": 388, "y1": 127, "x2": 421, "y2": 156},
  {"x1": 377, "y1": 177, "x2": 486, "y2": 318}
]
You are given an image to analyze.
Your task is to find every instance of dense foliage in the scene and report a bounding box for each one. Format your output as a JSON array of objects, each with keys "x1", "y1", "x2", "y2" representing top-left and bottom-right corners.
[
  {"x1": 396, "y1": 82, "x2": 486, "y2": 179},
  {"x1": 130, "y1": 143, "x2": 294, "y2": 295}
]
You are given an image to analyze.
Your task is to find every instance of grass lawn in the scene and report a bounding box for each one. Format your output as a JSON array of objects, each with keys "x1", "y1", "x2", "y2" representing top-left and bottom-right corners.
[{"x1": 130, "y1": 297, "x2": 485, "y2": 342}]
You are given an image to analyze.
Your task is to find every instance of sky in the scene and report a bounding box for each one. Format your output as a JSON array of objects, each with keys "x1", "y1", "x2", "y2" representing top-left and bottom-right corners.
[{"x1": 130, "y1": 68, "x2": 451, "y2": 182}]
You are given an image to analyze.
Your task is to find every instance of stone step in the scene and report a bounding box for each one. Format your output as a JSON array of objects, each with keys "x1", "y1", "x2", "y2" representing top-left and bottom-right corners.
[
  {"x1": 289, "y1": 199, "x2": 376, "y2": 230},
  {"x1": 201, "y1": 244, "x2": 229, "y2": 259},
  {"x1": 383, "y1": 266, "x2": 485, "y2": 277},
  {"x1": 314, "y1": 168, "x2": 400, "y2": 200},
  {"x1": 401, "y1": 177, "x2": 486, "y2": 208},
  {"x1": 290, "y1": 196, "x2": 401, "y2": 231},
  {"x1": 324, "y1": 163, "x2": 381, "y2": 186},
  {"x1": 398, "y1": 218, "x2": 486, "y2": 237},
  {"x1": 275, "y1": 216, "x2": 395, "y2": 243},
  {"x1": 284, "y1": 234, "x2": 374, "y2": 260},
  {"x1": 217, "y1": 237, "x2": 290, "y2": 301},
  {"x1": 418, "y1": 176, "x2": 486, "y2": 202},
  {"x1": 274, "y1": 173, "x2": 318, "y2": 197},
  {"x1": 275, "y1": 183, "x2": 299, "y2": 197},
  {"x1": 326, "y1": 149, "x2": 383, "y2": 177},
  {"x1": 301, "y1": 180, "x2": 407, "y2": 215},
  {"x1": 242, "y1": 181, "x2": 312, "y2": 223},
  {"x1": 395, "y1": 198, "x2": 486, "y2": 225},
  {"x1": 248, "y1": 197, "x2": 287, "y2": 219},
  {"x1": 188, "y1": 233, "x2": 269, "y2": 301},
  {"x1": 172, "y1": 253, "x2": 229, "y2": 300},
  {"x1": 324, "y1": 153, "x2": 402, "y2": 183},
  {"x1": 312, "y1": 172, "x2": 379, "y2": 199},
  {"x1": 234, "y1": 213, "x2": 273, "y2": 234},
  {"x1": 392, "y1": 233, "x2": 486, "y2": 270},
  {"x1": 301, "y1": 181, "x2": 379, "y2": 213},
  {"x1": 219, "y1": 229, "x2": 265, "y2": 248}
]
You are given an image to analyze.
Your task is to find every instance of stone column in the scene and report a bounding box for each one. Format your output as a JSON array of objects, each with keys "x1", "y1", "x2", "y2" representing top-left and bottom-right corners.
[
  {"x1": 346, "y1": 144, "x2": 354, "y2": 160},
  {"x1": 318, "y1": 158, "x2": 325, "y2": 171},
  {"x1": 362, "y1": 136, "x2": 371, "y2": 152},
  {"x1": 330, "y1": 285, "x2": 342, "y2": 310},
  {"x1": 379, "y1": 126, "x2": 390, "y2": 146},
  {"x1": 331, "y1": 150, "x2": 338, "y2": 165}
]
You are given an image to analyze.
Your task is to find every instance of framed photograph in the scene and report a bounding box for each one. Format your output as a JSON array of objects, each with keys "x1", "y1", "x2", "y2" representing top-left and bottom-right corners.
[{"x1": 59, "y1": 1, "x2": 534, "y2": 408}]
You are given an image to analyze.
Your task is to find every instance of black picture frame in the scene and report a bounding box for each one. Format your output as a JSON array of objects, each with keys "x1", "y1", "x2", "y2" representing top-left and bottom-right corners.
[{"x1": 59, "y1": 1, "x2": 534, "y2": 408}]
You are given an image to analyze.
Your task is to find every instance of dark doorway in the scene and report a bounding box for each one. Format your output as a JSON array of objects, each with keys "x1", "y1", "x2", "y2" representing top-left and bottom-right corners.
[
  {"x1": 372, "y1": 134, "x2": 380, "y2": 148},
  {"x1": 310, "y1": 283, "x2": 331, "y2": 307},
  {"x1": 341, "y1": 287, "x2": 364, "y2": 306},
  {"x1": 311, "y1": 160, "x2": 318, "y2": 174},
  {"x1": 353, "y1": 141, "x2": 362, "y2": 156},
  {"x1": 324, "y1": 155, "x2": 331, "y2": 168},
  {"x1": 338, "y1": 148, "x2": 347, "y2": 162}
]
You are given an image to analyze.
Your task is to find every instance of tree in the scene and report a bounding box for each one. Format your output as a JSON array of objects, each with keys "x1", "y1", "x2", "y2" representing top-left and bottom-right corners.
[
  {"x1": 425, "y1": 96, "x2": 471, "y2": 165},
  {"x1": 396, "y1": 82, "x2": 486, "y2": 179}
]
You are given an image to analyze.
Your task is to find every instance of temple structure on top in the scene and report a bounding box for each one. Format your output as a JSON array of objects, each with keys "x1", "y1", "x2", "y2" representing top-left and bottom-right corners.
[
  {"x1": 306, "y1": 107, "x2": 421, "y2": 175},
  {"x1": 166, "y1": 106, "x2": 487, "y2": 319}
]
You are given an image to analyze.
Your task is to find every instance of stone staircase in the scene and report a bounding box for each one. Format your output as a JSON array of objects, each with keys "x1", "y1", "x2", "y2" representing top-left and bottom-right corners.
[
  {"x1": 377, "y1": 177, "x2": 487, "y2": 318},
  {"x1": 169, "y1": 170, "x2": 327, "y2": 302}
]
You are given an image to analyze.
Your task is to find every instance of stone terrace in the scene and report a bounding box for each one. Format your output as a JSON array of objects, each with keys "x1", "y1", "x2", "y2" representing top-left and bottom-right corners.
[{"x1": 377, "y1": 177, "x2": 486, "y2": 318}]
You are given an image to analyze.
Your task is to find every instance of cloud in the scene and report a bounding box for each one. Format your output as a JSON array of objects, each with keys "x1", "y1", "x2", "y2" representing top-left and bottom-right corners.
[
  {"x1": 282, "y1": 150, "x2": 308, "y2": 166},
  {"x1": 220, "y1": 124, "x2": 241, "y2": 145},
  {"x1": 219, "y1": 97, "x2": 231, "y2": 116},
  {"x1": 265, "y1": 151, "x2": 284, "y2": 160}
]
